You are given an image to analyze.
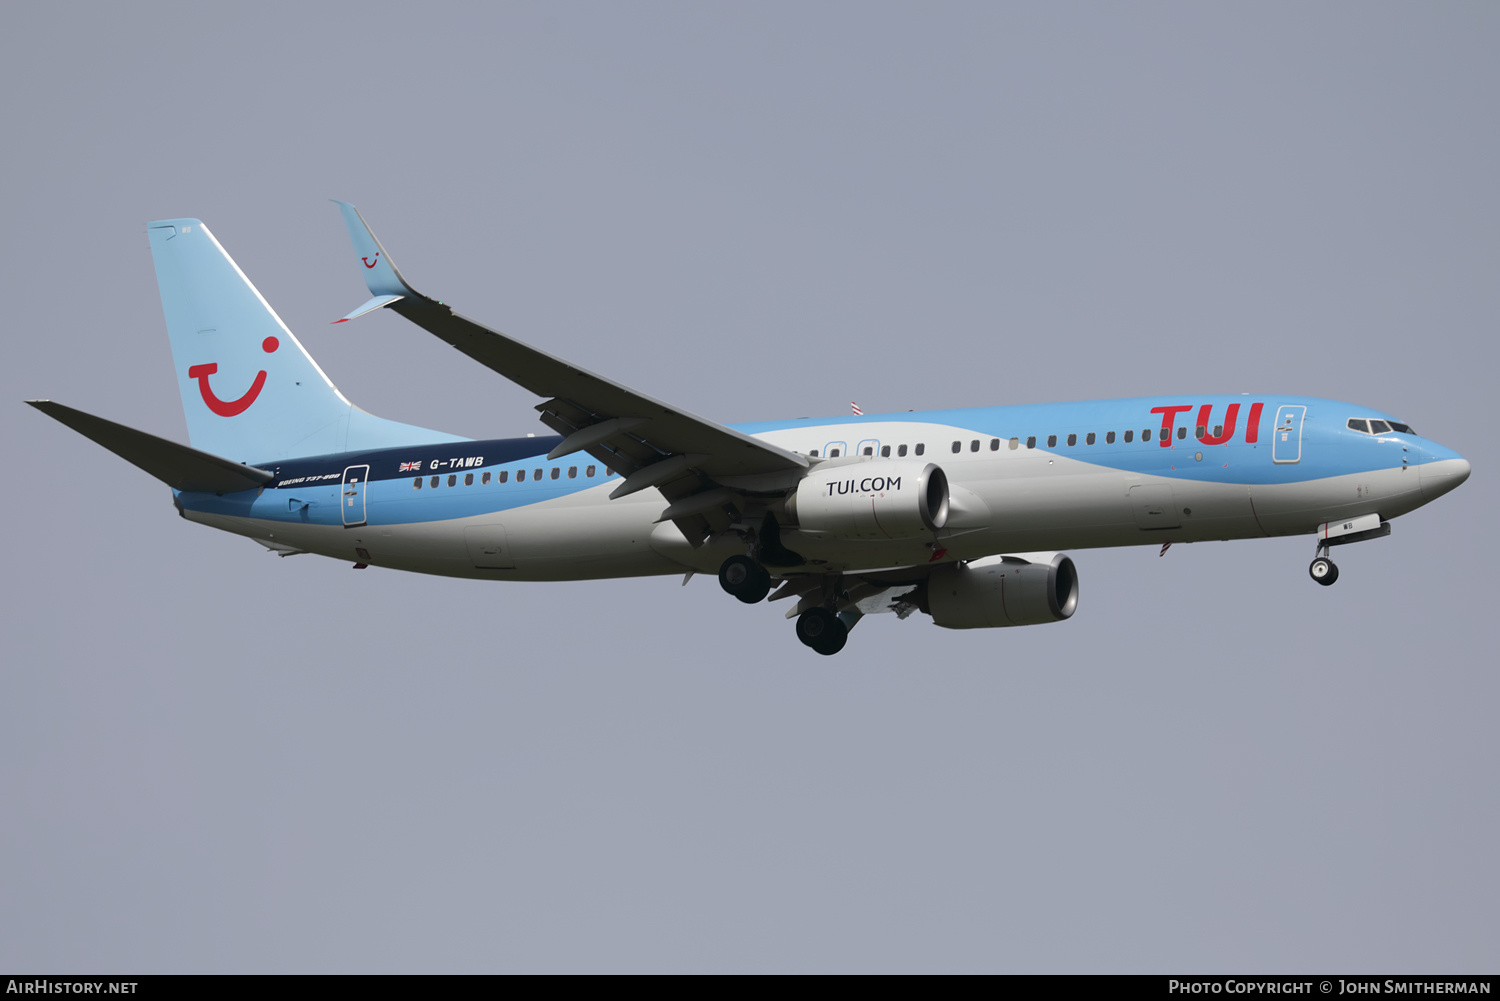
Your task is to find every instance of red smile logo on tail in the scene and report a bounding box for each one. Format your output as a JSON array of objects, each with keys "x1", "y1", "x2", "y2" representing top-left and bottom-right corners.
[{"x1": 189, "y1": 337, "x2": 279, "y2": 416}]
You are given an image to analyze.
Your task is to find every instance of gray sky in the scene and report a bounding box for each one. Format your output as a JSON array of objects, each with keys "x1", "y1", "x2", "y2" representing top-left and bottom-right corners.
[{"x1": 2, "y1": 1, "x2": 1496, "y2": 973}]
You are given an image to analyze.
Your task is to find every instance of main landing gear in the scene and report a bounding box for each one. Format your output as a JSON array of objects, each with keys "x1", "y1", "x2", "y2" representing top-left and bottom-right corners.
[
  {"x1": 716, "y1": 553, "x2": 855, "y2": 656},
  {"x1": 793, "y1": 576, "x2": 860, "y2": 656},
  {"x1": 795, "y1": 607, "x2": 848, "y2": 656},
  {"x1": 719, "y1": 554, "x2": 771, "y2": 603}
]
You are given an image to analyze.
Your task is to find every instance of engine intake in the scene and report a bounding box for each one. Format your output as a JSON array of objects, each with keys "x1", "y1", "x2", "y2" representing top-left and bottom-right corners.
[
  {"x1": 789, "y1": 461, "x2": 948, "y2": 541},
  {"x1": 927, "y1": 552, "x2": 1078, "y2": 629}
]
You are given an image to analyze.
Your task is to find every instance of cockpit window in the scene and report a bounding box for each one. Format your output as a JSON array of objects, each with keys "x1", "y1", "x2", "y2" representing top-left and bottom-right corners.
[{"x1": 1350, "y1": 417, "x2": 1415, "y2": 435}]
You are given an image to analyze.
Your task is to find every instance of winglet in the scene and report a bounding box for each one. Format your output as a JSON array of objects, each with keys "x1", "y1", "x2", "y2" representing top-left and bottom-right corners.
[{"x1": 331, "y1": 200, "x2": 422, "y2": 319}]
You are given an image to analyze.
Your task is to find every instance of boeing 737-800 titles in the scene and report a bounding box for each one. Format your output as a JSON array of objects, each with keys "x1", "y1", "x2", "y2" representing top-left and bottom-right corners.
[{"x1": 28, "y1": 204, "x2": 1472, "y2": 654}]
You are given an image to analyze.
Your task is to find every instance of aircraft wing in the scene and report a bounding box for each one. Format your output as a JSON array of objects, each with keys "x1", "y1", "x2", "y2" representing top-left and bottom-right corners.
[
  {"x1": 28, "y1": 400, "x2": 274, "y2": 494},
  {"x1": 332, "y1": 202, "x2": 809, "y2": 542}
]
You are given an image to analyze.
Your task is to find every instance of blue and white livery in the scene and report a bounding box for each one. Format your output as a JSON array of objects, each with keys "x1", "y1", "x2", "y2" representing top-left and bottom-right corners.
[{"x1": 28, "y1": 205, "x2": 1471, "y2": 654}]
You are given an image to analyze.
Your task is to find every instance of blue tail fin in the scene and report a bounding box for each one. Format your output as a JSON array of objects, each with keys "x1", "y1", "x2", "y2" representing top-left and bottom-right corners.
[{"x1": 148, "y1": 219, "x2": 464, "y2": 463}]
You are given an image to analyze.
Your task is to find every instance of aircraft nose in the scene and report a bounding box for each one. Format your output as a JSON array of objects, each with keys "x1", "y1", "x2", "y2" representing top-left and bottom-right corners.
[{"x1": 1418, "y1": 454, "x2": 1471, "y2": 501}]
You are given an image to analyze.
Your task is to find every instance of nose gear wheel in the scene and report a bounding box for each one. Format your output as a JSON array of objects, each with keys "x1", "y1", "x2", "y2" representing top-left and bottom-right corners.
[{"x1": 1309, "y1": 556, "x2": 1339, "y2": 586}]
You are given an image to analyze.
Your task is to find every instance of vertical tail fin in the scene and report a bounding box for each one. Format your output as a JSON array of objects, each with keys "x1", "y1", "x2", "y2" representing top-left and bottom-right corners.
[{"x1": 148, "y1": 219, "x2": 463, "y2": 462}]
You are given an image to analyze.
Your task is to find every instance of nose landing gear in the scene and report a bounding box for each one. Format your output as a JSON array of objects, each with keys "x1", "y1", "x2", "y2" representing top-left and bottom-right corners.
[
  {"x1": 1309, "y1": 555, "x2": 1339, "y2": 586},
  {"x1": 1309, "y1": 537, "x2": 1340, "y2": 586},
  {"x1": 1306, "y1": 518, "x2": 1391, "y2": 587}
]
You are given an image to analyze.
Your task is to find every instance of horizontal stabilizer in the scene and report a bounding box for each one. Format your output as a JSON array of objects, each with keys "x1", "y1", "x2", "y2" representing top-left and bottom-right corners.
[{"x1": 27, "y1": 400, "x2": 274, "y2": 493}]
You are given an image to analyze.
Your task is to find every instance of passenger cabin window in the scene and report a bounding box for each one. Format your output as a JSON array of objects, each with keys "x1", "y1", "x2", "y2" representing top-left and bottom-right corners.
[
  {"x1": 915, "y1": 443, "x2": 925, "y2": 456},
  {"x1": 881, "y1": 445, "x2": 891, "y2": 457},
  {"x1": 1067, "y1": 433, "x2": 1077, "y2": 446},
  {"x1": 1106, "y1": 431, "x2": 1115, "y2": 444},
  {"x1": 586, "y1": 465, "x2": 596, "y2": 477},
  {"x1": 829, "y1": 448, "x2": 841, "y2": 457},
  {"x1": 1177, "y1": 427, "x2": 1187, "y2": 440},
  {"x1": 952, "y1": 441, "x2": 961, "y2": 453},
  {"x1": 534, "y1": 468, "x2": 543, "y2": 480},
  {"x1": 1047, "y1": 435, "x2": 1057, "y2": 447},
  {"x1": 448, "y1": 474, "x2": 457, "y2": 487},
  {"x1": 1086, "y1": 432, "x2": 1096, "y2": 445},
  {"x1": 970, "y1": 440, "x2": 979, "y2": 452},
  {"x1": 1196, "y1": 425, "x2": 1206, "y2": 437},
  {"x1": 482, "y1": 471, "x2": 491, "y2": 485},
  {"x1": 1124, "y1": 430, "x2": 1133, "y2": 442},
  {"x1": 1213, "y1": 425, "x2": 1223, "y2": 438},
  {"x1": 517, "y1": 469, "x2": 526, "y2": 482},
  {"x1": 499, "y1": 470, "x2": 509, "y2": 483},
  {"x1": 551, "y1": 467, "x2": 560, "y2": 480},
  {"x1": 1142, "y1": 428, "x2": 1152, "y2": 441},
  {"x1": 809, "y1": 449, "x2": 818, "y2": 457},
  {"x1": 568, "y1": 466, "x2": 577, "y2": 478},
  {"x1": 1009, "y1": 437, "x2": 1019, "y2": 450},
  {"x1": 464, "y1": 473, "x2": 474, "y2": 486},
  {"x1": 863, "y1": 446, "x2": 873, "y2": 456},
  {"x1": 413, "y1": 477, "x2": 422, "y2": 489},
  {"x1": 1026, "y1": 436, "x2": 1036, "y2": 449},
  {"x1": 897, "y1": 444, "x2": 908, "y2": 457},
  {"x1": 430, "y1": 475, "x2": 440, "y2": 488}
]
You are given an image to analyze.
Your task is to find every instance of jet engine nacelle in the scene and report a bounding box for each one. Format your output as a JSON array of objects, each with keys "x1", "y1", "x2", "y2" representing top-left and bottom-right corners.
[
  {"x1": 789, "y1": 461, "x2": 949, "y2": 540},
  {"x1": 927, "y1": 552, "x2": 1079, "y2": 629}
]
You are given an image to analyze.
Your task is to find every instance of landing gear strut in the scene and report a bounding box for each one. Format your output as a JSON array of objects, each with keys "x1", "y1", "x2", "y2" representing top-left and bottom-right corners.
[
  {"x1": 719, "y1": 555, "x2": 771, "y2": 603},
  {"x1": 796, "y1": 607, "x2": 848, "y2": 656}
]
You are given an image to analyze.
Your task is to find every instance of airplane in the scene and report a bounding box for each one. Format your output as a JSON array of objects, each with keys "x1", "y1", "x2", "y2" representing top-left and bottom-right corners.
[{"x1": 28, "y1": 204, "x2": 1472, "y2": 655}]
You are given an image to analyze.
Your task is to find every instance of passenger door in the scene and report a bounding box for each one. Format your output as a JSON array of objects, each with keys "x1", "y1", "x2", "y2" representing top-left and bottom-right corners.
[
  {"x1": 341, "y1": 465, "x2": 369, "y2": 527},
  {"x1": 1272, "y1": 406, "x2": 1306, "y2": 464}
]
